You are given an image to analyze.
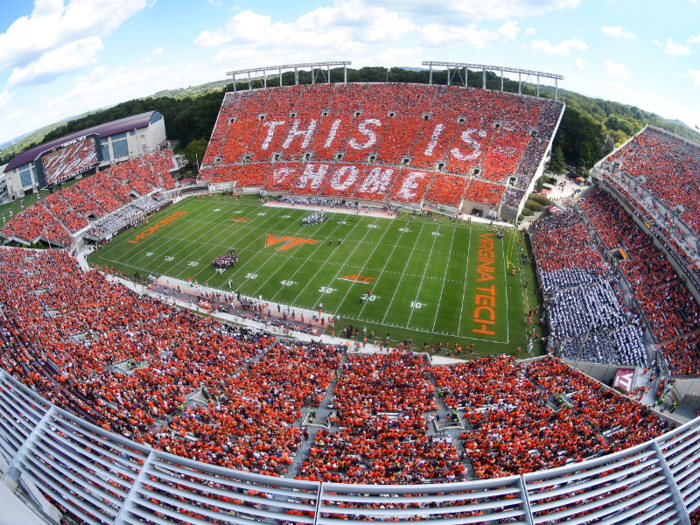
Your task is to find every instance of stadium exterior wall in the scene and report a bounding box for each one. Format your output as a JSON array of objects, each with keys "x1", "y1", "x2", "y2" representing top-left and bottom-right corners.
[{"x1": 0, "y1": 368, "x2": 698, "y2": 525}]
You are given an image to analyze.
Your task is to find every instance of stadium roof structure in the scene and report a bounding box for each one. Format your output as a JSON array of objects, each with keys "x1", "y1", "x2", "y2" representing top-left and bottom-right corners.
[
  {"x1": 422, "y1": 61, "x2": 564, "y2": 100},
  {"x1": 6, "y1": 111, "x2": 160, "y2": 172},
  {"x1": 227, "y1": 60, "x2": 352, "y2": 90}
]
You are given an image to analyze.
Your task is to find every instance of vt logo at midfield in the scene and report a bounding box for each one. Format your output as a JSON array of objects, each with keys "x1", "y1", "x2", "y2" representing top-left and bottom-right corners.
[{"x1": 265, "y1": 234, "x2": 318, "y2": 251}]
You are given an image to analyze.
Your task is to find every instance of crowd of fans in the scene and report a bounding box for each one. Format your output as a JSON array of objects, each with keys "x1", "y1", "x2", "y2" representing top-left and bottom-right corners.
[
  {"x1": 0, "y1": 151, "x2": 176, "y2": 246},
  {"x1": 605, "y1": 127, "x2": 700, "y2": 235},
  {"x1": 198, "y1": 83, "x2": 564, "y2": 210},
  {"x1": 580, "y1": 189, "x2": 700, "y2": 375},
  {"x1": 433, "y1": 356, "x2": 668, "y2": 479},
  {"x1": 530, "y1": 213, "x2": 610, "y2": 293},
  {"x1": 529, "y1": 212, "x2": 648, "y2": 366},
  {"x1": 85, "y1": 194, "x2": 168, "y2": 240},
  {"x1": 0, "y1": 249, "x2": 686, "y2": 525},
  {"x1": 42, "y1": 139, "x2": 99, "y2": 186},
  {"x1": 300, "y1": 352, "x2": 466, "y2": 484}
]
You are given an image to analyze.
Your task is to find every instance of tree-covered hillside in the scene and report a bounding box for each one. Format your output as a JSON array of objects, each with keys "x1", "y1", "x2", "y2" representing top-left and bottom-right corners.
[{"x1": 1, "y1": 66, "x2": 696, "y2": 169}]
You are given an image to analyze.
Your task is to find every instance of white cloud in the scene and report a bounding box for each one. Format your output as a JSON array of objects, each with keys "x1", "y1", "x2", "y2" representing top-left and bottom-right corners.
[
  {"x1": 574, "y1": 58, "x2": 586, "y2": 70},
  {"x1": 0, "y1": 91, "x2": 14, "y2": 110},
  {"x1": 420, "y1": 23, "x2": 499, "y2": 49},
  {"x1": 688, "y1": 69, "x2": 700, "y2": 88},
  {"x1": 530, "y1": 38, "x2": 587, "y2": 56},
  {"x1": 373, "y1": 0, "x2": 584, "y2": 21},
  {"x1": 209, "y1": 0, "x2": 223, "y2": 5},
  {"x1": 664, "y1": 38, "x2": 691, "y2": 56},
  {"x1": 497, "y1": 20, "x2": 519, "y2": 40},
  {"x1": 652, "y1": 39, "x2": 660, "y2": 46},
  {"x1": 8, "y1": 36, "x2": 104, "y2": 86},
  {"x1": 0, "y1": 0, "x2": 147, "y2": 71},
  {"x1": 525, "y1": 28, "x2": 535, "y2": 36},
  {"x1": 601, "y1": 26, "x2": 636, "y2": 39},
  {"x1": 604, "y1": 60, "x2": 631, "y2": 80},
  {"x1": 687, "y1": 34, "x2": 700, "y2": 44},
  {"x1": 152, "y1": 47, "x2": 163, "y2": 55},
  {"x1": 197, "y1": 0, "x2": 417, "y2": 52}
]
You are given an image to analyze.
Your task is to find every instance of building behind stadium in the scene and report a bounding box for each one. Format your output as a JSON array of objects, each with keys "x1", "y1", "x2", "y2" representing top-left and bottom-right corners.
[{"x1": 2, "y1": 111, "x2": 166, "y2": 201}]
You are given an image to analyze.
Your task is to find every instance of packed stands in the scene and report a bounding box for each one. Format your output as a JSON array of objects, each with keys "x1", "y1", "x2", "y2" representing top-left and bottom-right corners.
[
  {"x1": 42, "y1": 138, "x2": 99, "y2": 186},
  {"x1": 0, "y1": 248, "x2": 674, "y2": 489},
  {"x1": 432, "y1": 356, "x2": 668, "y2": 480},
  {"x1": 85, "y1": 194, "x2": 167, "y2": 240},
  {"x1": 529, "y1": 212, "x2": 648, "y2": 366},
  {"x1": 580, "y1": 189, "x2": 700, "y2": 375},
  {"x1": 605, "y1": 127, "x2": 700, "y2": 235},
  {"x1": 0, "y1": 151, "x2": 176, "y2": 246},
  {"x1": 199, "y1": 83, "x2": 564, "y2": 211},
  {"x1": 301, "y1": 352, "x2": 467, "y2": 484},
  {"x1": 529, "y1": 213, "x2": 610, "y2": 293}
]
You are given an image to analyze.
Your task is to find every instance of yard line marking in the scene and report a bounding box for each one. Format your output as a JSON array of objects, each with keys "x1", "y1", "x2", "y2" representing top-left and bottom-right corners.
[
  {"x1": 431, "y1": 226, "x2": 456, "y2": 332},
  {"x1": 98, "y1": 197, "x2": 195, "y2": 263},
  {"x1": 114, "y1": 202, "x2": 227, "y2": 273},
  {"x1": 123, "y1": 200, "x2": 230, "y2": 270},
  {"x1": 355, "y1": 221, "x2": 411, "y2": 319},
  {"x1": 380, "y1": 223, "x2": 426, "y2": 325},
  {"x1": 406, "y1": 224, "x2": 441, "y2": 327},
  {"x1": 248, "y1": 218, "x2": 336, "y2": 296},
  {"x1": 222, "y1": 213, "x2": 316, "y2": 286},
  {"x1": 181, "y1": 207, "x2": 293, "y2": 282},
  {"x1": 332, "y1": 219, "x2": 396, "y2": 315},
  {"x1": 291, "y1": 216, "x2": 372, "y2": 308},
  {"x1": 159, "y1": 205, "x2": 282, "y2": 278},
  {"x1": 260, "y1": 219, "x2": 347, "y2": 301},
  {"x1": 337, "y1": 313, "x2": 508, "y2": 344},
  {"x1": 456, "y1": 226, "x2": 474, "y2": 336}
]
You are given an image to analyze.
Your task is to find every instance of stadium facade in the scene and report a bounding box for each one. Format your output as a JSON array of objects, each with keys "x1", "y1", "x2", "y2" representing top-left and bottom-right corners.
[{"x1": 3, "y1": 111, "x2": 166, "y2": 200}]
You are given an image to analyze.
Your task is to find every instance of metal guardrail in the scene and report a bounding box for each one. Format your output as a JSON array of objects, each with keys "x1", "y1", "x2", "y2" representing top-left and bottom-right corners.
[{"x1": 0, "y1": 368, "x2": 697, "y2": 525}]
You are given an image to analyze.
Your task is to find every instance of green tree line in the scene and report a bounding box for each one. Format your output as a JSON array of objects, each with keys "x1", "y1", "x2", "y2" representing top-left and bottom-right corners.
[{"x1": 1, "y1": 66, "x2": 697, "y2": 169}]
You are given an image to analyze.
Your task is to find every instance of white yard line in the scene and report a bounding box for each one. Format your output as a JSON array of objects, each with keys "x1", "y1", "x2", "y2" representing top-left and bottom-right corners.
[
  {"x1": 164, "y1": 207, "x2": 287, "y2": 279},
  {"x1": 355, "y1": 222, "x2": 411, "y2": 320},
  {"x1": 332, "y1": 219, "x2": 397, "y2": 315},
  {"x1": 181, "y1": 207, "x2": 295, "y2": 282},
  {"x1": 456, "y1": 226, "x2": 474, "y2": 336},
  {"x1": 431, "y1": 226, "x2": 456, "y2": 332},
  {"x1": 380, "y1": 223, "x2": 426, "y2": 324},
  {"x1": 406, "y1": 225, "x2": 441, "y2": 327},
  {"x1": 245, "y1": 217, "x2": 334, "y2": 296},
  {"x1": 115, "y1": 202, "x2": 227, "y2": 273},
  {"x1": 337, "y1": 312, "x2": 508, "y2": 344},
  {"x1": 258, "y1": 218, "x2": 347, "y2": 300},
  {"x1": 291, "y1": 216, "x2": 375, "y2": 307}
]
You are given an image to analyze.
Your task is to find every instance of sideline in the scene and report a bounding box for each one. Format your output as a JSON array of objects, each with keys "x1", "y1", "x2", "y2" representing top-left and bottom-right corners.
[{"x1": 264, "y1": 201, "x2": 397, "y2": 218}]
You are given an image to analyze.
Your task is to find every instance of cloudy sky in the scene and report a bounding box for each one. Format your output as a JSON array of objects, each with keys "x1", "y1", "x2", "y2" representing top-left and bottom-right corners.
[{"x1": 0, "y1": 0, "x2": 698, "y2": 144}]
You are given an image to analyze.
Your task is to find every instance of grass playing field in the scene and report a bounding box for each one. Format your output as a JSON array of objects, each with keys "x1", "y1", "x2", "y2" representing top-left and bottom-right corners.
[{"x1": 88, "y1": 195, "x2": 545, "y2": 356}]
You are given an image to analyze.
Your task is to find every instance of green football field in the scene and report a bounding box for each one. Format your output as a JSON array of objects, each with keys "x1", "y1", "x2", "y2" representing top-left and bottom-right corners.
[{"x1": 88, "y1": 196, "x2": 545, "y2": 356}]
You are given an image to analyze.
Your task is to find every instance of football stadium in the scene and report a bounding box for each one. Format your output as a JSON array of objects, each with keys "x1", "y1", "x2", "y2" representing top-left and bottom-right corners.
[{"x1": 0, "y1": 60, "x2": 699, "y2": 525}]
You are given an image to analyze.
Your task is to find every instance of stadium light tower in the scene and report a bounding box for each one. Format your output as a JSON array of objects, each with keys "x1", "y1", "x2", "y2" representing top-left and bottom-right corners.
[
  {"x1": 422, "y1": 61, "x2": 564, "y2": 101},
  {"x1": 227, "y1": 61, "x2": 352, "y2": 92}
]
